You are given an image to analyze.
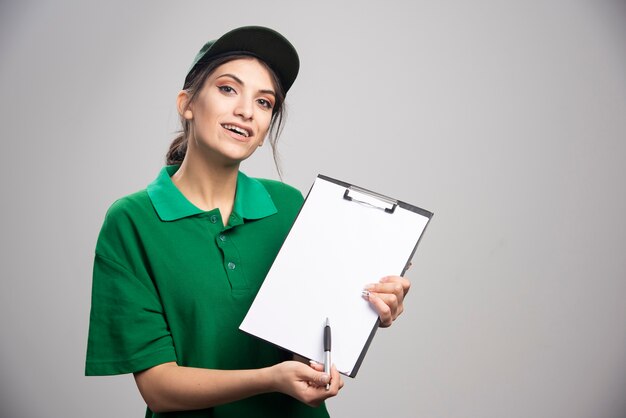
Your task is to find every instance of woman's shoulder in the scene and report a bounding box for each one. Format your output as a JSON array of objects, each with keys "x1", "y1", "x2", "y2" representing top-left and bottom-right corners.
[
  {"x1": 97, "y1": 189, "x2": 159, "y2": 242},
  {"x1": 95, "y1": 189, "x2": 154, "y2": 260},
  {"x1": 254, "y1": 178, "x2": 304, "y2": 207},
  {"x1": 104, "y1": 189, "x2": 153, "y2": 220},
  {"x1": 255, "y1": 178, "x2": 303, "y2": 199}
]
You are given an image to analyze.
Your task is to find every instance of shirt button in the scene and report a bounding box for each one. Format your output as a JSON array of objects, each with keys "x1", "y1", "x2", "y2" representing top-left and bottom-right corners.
[
  {"x1": 227, "y1": 262, "x2": 236, "y2": 270},
  {"x1": 219, "y1": 234, "x2": 227, "y2": 242},
  {"x1": 210, "y1": 215, "x2": 218, "y2": 224}
]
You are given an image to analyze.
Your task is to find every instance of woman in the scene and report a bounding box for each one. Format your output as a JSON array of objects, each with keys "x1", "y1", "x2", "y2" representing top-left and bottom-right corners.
[{"x1": 86, "y1": 26, "x2": 410, "y2": 417}]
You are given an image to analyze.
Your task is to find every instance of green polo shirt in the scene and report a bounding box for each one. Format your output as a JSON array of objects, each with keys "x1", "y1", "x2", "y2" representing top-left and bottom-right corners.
[{"x1": 86, "y1": 165, "x2": 329, "y2": 418}]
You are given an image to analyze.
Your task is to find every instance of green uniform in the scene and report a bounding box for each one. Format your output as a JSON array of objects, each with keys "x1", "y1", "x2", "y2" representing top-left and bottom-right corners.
[{"x1": 86, "y1": 165, "x2": 329, "y2": 418}]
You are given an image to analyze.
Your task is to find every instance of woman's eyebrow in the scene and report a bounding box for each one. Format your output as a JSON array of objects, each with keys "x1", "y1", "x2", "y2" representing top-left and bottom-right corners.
[{"x1": 216, "y1": 73, "x2": 276, "y2": 97}]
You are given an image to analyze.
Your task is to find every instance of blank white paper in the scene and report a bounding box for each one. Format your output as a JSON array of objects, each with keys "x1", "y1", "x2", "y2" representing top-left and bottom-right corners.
[{"x1": 240, "y1": 176, "x2": 431, "y2": 377}]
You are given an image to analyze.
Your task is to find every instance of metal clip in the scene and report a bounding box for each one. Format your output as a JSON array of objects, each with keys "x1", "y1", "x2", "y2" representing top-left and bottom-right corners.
[{"x1": 343, "y1": 186, "x2": 397, "y2": 214}]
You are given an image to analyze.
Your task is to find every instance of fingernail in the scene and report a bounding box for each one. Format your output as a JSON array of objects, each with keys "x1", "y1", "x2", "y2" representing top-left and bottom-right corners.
[
  {"x1": 321, "y1": 374, "x2": 330, "y2": 384},
  {"x1": 309, "y1": 360, "x2": 318, "y2": 366},
  {"x1": 364, "y1": 284, "x2": 375, "y2": 290}
]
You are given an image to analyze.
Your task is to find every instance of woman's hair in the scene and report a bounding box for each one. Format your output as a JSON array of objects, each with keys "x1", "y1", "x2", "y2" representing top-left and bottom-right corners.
[{"x1": 166, "y1": 54, "x2": 287, "y2": 176}]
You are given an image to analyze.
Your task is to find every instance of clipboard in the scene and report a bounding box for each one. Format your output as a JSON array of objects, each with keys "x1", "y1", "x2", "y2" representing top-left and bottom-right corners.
[{"x1": 240, "y1": 175, "x2": 433, "y2": 377}]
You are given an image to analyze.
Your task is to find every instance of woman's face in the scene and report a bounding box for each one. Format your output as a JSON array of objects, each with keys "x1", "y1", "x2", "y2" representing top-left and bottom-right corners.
[{"x1": 185, "y1": 57, "x2": 277, "y2": 165}]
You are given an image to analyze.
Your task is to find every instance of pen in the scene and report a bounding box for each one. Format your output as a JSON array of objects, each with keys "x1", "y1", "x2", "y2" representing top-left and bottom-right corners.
[{"x1": 324, "y1": 317, "x2": 331, "y2": 390}]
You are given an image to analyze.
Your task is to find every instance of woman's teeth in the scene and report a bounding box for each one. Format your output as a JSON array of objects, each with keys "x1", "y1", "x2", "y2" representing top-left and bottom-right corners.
[{"x1": 223, "y1": 124, "x2": 250, "y2": 137}]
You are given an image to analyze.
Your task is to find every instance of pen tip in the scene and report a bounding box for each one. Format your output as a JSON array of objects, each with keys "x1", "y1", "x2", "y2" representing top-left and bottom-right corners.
[{"x1": 325, "y1": 317, "x2": 330, "y2": 326}]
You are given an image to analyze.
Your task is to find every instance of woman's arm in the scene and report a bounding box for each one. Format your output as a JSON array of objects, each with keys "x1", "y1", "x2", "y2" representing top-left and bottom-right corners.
[{"x1": 134, "y1": 360, "x2": 342, "y2": 413}]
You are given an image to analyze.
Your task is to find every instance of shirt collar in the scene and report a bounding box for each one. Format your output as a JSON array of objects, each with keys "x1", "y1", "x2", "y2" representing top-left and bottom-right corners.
[{"x1": 147, "y1": 165, "x2": 277, "y2": 221}]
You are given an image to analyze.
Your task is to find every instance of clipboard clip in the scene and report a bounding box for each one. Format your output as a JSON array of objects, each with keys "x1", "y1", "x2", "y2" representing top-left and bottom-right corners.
[{"x1": 343, "y1": 186, "x2": 398, "y2": 214}]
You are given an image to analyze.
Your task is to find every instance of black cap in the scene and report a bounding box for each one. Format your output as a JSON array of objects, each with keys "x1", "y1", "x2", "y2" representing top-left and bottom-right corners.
[{"x1": 184, "y1": 26, "x2": 300, "y2": 93}]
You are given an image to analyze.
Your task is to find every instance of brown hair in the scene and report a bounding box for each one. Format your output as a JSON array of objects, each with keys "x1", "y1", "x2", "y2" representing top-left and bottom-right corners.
[{"x1": 166, "y1": 54, "x2": 287, "y2": 176}]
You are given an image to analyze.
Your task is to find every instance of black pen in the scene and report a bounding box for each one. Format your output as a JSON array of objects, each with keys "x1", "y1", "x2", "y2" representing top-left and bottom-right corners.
[{"x1": 324, "y1": 317, "x2": 331, "y2": 390}]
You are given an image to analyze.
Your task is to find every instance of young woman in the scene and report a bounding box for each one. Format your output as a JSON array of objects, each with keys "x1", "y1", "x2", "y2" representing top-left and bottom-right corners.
[{"x1": 86, "y1": 26, "x2": 411, "y2": 417}]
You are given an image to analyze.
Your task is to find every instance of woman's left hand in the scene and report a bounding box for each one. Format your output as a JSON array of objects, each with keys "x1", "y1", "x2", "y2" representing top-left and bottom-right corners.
[{"x1": 364, "y1": 275, "x2": 411, "y2": 328}]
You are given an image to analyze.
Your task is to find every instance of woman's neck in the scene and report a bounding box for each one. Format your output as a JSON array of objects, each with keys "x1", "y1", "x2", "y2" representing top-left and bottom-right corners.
[{"x1": 171, "y1": 152, "x2": 239, "y2": 224}]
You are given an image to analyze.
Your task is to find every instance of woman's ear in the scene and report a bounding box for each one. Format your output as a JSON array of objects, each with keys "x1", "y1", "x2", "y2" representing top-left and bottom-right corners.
[{"x1": 177, "y1": 90, "x2": 193, "y2": 120}]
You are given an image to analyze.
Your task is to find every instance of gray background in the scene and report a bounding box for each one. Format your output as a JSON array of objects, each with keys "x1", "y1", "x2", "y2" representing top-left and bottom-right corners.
[{"x1": 1, "y1": 0, "x2": 625, "y2": 417}]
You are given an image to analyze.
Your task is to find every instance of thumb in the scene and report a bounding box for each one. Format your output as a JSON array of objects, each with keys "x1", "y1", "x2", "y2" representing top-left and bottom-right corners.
[
  {"x1": 303, "y1": 368, "x2": 330, "y2": 386},
  {"x1": 308, "y1": 360, "x2": 325, "y2": 372}
]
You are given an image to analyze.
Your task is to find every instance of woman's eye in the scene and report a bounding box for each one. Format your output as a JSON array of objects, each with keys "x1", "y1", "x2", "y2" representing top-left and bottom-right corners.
[
  {"x1": 257, "y1": 99, "x2": 273, "y2": 109},
  {"x1": 218, "y1": 85, "x2": 235, "y2": 94}
]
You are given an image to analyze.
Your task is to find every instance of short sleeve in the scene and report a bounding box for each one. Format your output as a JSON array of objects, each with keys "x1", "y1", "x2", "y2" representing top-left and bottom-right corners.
[
  {"x1": 86, "y1": 194, "x2": 178, "y2": 376},
  {"x1": 86, "y1": 253, "x2": 176, "y2": 375}
]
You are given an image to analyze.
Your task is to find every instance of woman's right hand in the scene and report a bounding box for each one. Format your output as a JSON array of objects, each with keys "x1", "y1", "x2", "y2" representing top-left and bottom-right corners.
[{"x1": 270, "y1": 360, "x2": 343, "y2": 407}]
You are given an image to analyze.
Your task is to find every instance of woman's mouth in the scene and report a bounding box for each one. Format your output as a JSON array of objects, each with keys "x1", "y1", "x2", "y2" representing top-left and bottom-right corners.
[{"x1": 222, "y1": 124, "x2": 252, "y2": 138}]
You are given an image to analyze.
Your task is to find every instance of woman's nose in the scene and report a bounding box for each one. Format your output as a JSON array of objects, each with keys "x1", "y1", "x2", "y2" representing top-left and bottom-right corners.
[{"x1": 235, "y1": 97, "x2": 253, "y2": 120}]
